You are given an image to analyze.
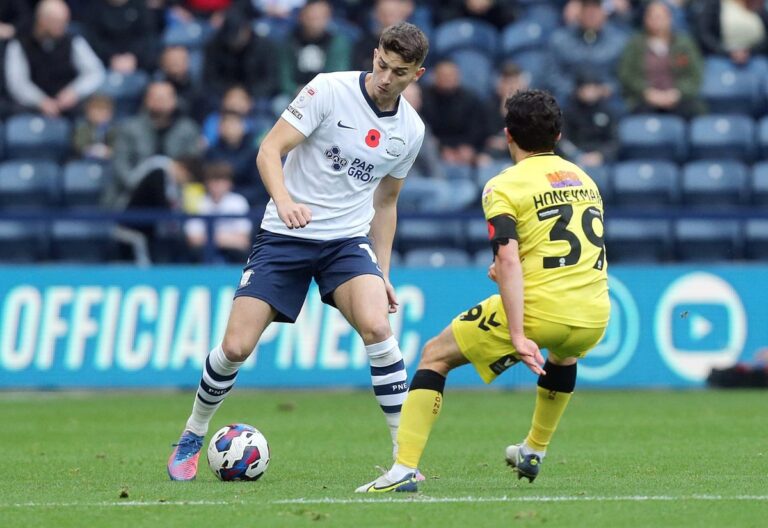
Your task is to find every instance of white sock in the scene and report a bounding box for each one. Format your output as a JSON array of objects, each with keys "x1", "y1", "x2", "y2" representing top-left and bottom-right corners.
[
  {"x1": 367, "y1": 336, "x2": 408, "y2": 446},
  {"x1": 185, "y1": 345, "x2": 243, "y2": 436},
  {"x1": 387, "y1": 463, "x2": 416, "y2": 482},
  {"x1": 521, "y1": 441, "x2": 546, "y2": 460}
]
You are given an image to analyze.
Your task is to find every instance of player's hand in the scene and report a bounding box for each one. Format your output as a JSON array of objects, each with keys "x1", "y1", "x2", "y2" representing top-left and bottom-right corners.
[
  {"x1": 487, "y1": 262, "x2": 497, "y2": 283},
  {"x1": 276, "y1": 199, "x2": 312, "y2": 229},
  {"x1": 384, "y1": 278, "x2": 399, "y2": 314},
  {"x1": 511, "y1": 334, "x2": 546, "y2": 376}
]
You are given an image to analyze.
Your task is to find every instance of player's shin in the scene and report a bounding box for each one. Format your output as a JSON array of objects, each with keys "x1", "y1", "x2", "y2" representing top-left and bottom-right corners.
[
  {"x1": 524, "y1": 360, "x2": 577, "y2": 456},
  {"x1": 367, "y1": 336, "x2": 409, "y2": 447},
  {"x1": 185, "y1": 344, "x2": 244, "y2": 436},
  {"x1": 392, "y1": 369, "x2": 446, "y2": 479}
]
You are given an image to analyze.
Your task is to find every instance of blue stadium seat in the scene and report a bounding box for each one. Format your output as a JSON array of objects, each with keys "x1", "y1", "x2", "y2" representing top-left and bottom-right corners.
[
  {"x1": 0, "y1": 120, "x2": 4, "y2": 160},
  {"x1": 396, "y1": 219, "x2": 464, "y2": 253},
  {"x1": 755, "y1": 116, "x2": 768, "y2": 159},
  {"x1": 473, "y1": 249, "x2": 493, "y2": 267},
  {"x1": 50, "y1": 221, "x2": 116, "y2": 262},
  {"x1": 604, "y1": 219, "x2": 672, "y2": 262},
  {"x1": 434, "y1": 19, "x2": 498, "y2": 56},
  {"x1": 404, "y1": 247, "x2": 471, "y2": 267},
  {"x1": 688, "y1": 114, "x2": 755, "y2": 161},
  {"x1": 163, "y1": 20, "x2": 213, "y2": 48},
  {"x1": 612, "y1": 160, "x2": 679, "y2": 207},
  {"x1": 0, "y1": 161, "x2": 60, "y2": 208},
  {"x1": 507, "y1": 50, "x2": 550, "y2": 88},
  {"x1": 618, "y1": 114, "x2": 687, "y2": 162},
  {"x1": 4, "y1": 114, "x2": 71, "y2": 161},
  {"x1": 98, "y1": 70, "x2": 150, "y2": 118},
  {"x1": 518, "y1": 3, "x2": 561, "y2": 30},
  {"x1": 62, "y1": 160, "x2": 111, "y2": 208},
  {"x1": 674, "y1": 220, "x2": 742, "y2": 261},
  {"x1": 476, "y1": 159, "x2": 511, "y2": 186},
  {"x1": 701, "y1": 57, "x2": 763, "y2": 115},
  {"x1": 751, "y1": 161, "x2": 768, "y2": 206},
  {"x1": 587, "y1": 164, "x2": 612, "y2": 204},
  {"x1": 442, "y1": 162, "x2": 474, "y2": 181},
  {"x1": 466, "y1": 217, "x2": 490, "y2": 254},
  {"x1": 500, "y1": 19, "x2": 548, "y2": 57},
  {"x1": 744, "y1": 220, "x2": 768, "y2": 260},
  {"x1": 681, "y1": 160, "x2": 748, "y2": 207},
  {"x1": 253, "y1": 17, "x2": 295, "y2": 41},
  {"x1": 0, "y1": 221, "x2": 47, "y2": 262},
  {"x1": 449, "y1": 49, "x2": 494, "y2": 100}
]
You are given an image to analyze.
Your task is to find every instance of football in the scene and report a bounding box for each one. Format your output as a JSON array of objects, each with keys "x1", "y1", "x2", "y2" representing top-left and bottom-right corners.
[{"x1": 207, "y1": 424, "x2": 270, "y2": 481}]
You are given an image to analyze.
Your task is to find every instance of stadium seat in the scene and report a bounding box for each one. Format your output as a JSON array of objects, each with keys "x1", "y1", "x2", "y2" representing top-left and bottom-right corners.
[
  {"x1": 744, "y1": 220, "x2": 768, "y2": 260},
  {"x1": 50, "y1": 221, "x2": 117, "y2": 262},
  {"x1": 404, "y1": 247, "x2": 471, "y2": 267},
  {"x1": 253, "y1": 17, "x2": 295, "y2": 41},
  {"x1": 162, "y1": 20, "x2": 213, "y2": 48},
  {"x1": 611, "y1": 160, "x2": 679, "y2": 207},
  {"x1": 0, "y1": 221, "x2": 47, "y2": 262},
  {"x1": 4, "y1": 114, "x2": 71, "y2": 162},
  {"x1": 396, "y1": 218, "x2": 464, "y2": 253},
  {"x1": 0, "y1": 120, "x2": 4, "y2": 161},
  {"x1": 751, "y1": 161, "x2": 768, "y2": 206},
  {"x1": 688, "y1": 114, "x2": 755, "y2": 162},
  {"x1": 587, "y1": 164, "x2": 612, "y2": 205},
  {"x1": 62, "y1": 160, "x2": 111, "y2": 208},
  {"x1": 442, "y1": 162, "x2": 474, "y2": 181},
  {"x1": 618, "y1": 114, "x2": 687, "y2": 162},
  {"x1": 701, "y1": 57, "x2": 763, "y2": 115},
  {"x1": 98, "y1": 70, "x2": 150, "y2": 118},
  {"x1": 604, "y1": 219, "x2": 672, "y2": 262},
  {"x1": 507, "y1": 49, "x2": 550, "y2": 89},
  {"x1": 755, "y1": 116, "x2": 768, "y2": 159},
  {"x1": 681, "y1": 160, "x2": 748, "y2": 207},
  {"x1": 434, "y1": 18, "x2": 498, "y2": 57},
  {"x1": 476, "y1": 159, "x2": 512, "y2": 186},
  {"x1": 0, "y1": 160, "x2": 60, "y2": 208},
  {"x1": 449, "y1": 49, "x2": 494, "y2": 100},
  {"x1": 500, "y1": 19, "x2": 548, "y2": 57},
  {"x1": 517, "y1": 3, "x2": 561, "y2": 30},
  {"x1": 473, "y1": 249, "x2": 493, "y2": 267},
  {"x1": 674, "y1": 220, "x2": 742, "y2": 261},
  {"x1": 466, "y1": 217, "x2": 491, "y2": 254}
]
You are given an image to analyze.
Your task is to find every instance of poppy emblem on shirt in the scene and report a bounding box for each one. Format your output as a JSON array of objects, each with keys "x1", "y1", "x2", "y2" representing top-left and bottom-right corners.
[{"x1": 365, "y1": 129, "x2": 381, "y2": 148}]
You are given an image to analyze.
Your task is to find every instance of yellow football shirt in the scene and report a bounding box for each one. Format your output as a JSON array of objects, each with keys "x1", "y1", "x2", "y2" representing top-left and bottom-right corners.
[{"x1": 482, "y1": 153, "x2": 610, "y2": 328}]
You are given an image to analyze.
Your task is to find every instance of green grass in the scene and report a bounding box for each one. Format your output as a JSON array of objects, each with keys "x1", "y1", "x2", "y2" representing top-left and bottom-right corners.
[{"x1": 2, "y1": 390, "x2": 767, "y2": 527}]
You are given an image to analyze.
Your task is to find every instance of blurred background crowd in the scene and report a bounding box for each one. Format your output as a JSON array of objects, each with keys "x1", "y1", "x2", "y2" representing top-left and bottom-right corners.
[{"x1": 1, "y1": 0, "x2": 768, "y2": 266}]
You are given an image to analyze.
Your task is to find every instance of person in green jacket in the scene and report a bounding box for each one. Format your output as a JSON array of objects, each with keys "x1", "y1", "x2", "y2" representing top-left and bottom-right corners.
[{"x1": 618, "y1": 1, "x2": 705, "y2": 117}]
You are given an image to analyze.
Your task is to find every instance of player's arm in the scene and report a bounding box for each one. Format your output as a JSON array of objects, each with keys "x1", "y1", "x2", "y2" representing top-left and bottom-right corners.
[
  {"x1": 256, "y1": 118, "x2": 312, "y2": 229},
  {"x1": 489, "y1": 215, "x2": 546, "y2": 376},
  {"x1": 370, "y1": 175, "x2": 405, "y2": 313}
]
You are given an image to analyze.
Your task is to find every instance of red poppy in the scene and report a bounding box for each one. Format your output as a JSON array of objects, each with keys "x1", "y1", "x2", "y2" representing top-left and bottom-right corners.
[{"x1": 365, "y1": 129, "x2": 381, "y2": 148}]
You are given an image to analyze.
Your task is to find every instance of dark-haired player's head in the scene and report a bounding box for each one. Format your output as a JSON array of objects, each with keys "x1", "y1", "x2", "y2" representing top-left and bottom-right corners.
[
  {"x1": 504, "y1": 90, "x2": 562, "y2": 154},
  {"x1": 370, "y1": 22, "x2": 428, "y2": 101}
]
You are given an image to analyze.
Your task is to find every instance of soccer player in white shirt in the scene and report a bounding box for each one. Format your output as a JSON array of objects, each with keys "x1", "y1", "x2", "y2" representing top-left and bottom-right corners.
[{"x1": 168, "y1": 22, "x2": 429, "y2": 481}]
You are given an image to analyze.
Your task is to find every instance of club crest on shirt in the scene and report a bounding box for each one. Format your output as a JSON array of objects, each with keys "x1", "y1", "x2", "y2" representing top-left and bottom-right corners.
[
  {"x1": 385, "y1": 136, "x2": 406, "y2": 157},
  {"x1": 482, "y1": 185, "x2": 494, "y2": 207}
]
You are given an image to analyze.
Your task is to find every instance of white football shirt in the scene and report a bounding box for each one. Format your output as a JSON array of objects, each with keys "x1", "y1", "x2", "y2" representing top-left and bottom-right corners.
[{"x1": 260, "y1": 71, "x2": 425, "y2": 239}]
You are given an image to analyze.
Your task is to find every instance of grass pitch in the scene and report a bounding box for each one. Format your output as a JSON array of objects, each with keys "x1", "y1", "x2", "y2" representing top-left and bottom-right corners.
[{"x1": 1, "y1": 389, "x2": 767, "y2": 527}]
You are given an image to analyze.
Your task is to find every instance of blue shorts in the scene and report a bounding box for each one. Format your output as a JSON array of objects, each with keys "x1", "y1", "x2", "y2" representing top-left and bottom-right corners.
[{"x1": 234, "y1": 229, "x2": 384, "y2": 323}]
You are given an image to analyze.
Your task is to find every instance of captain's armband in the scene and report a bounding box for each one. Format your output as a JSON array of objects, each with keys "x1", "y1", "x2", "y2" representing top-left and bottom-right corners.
[{"x1": 487, "y1": 215, "x2": 518, "y2": 256}]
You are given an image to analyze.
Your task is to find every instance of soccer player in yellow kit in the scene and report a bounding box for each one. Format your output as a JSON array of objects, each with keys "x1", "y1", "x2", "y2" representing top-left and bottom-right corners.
[{"x1": 356, "y1": 90, "x2": 610, "y2": 492}]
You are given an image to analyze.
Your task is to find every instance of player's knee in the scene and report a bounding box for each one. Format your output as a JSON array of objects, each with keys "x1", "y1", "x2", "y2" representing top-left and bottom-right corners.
[
  {"x1": 359, "y1": 319, "x2": 392, "y2": 345},
  {"x1": 221, "y1": 336, "x2": 254, "y2": 363},
  {"x1": 417, "y1": 337, "x2": 451, "y2": 376}
]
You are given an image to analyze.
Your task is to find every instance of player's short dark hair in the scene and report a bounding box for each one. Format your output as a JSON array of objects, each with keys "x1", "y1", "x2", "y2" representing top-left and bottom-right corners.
[
  {"x1": 504, "y1": 89, "x2": 562, "y2": 153},
  {"x1": 379, "y1": 22, "x2": 429, "y2": 66}
]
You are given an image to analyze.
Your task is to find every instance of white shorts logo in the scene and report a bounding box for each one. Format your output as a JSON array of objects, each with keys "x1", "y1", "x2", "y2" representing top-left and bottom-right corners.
[{"x1": 240, "y1": 270, "x2": 254, "y2": 288}]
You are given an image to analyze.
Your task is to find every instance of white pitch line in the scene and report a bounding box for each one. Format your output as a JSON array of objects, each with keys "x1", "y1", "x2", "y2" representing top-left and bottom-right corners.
[{"x1": 3, "y1": 495, "x2": 768, "y2": 508}]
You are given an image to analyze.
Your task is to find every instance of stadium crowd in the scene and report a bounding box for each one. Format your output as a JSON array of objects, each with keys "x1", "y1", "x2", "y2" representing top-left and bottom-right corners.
[{"x1": 1, "y1": 0, "x2": 767, "y2": 264}]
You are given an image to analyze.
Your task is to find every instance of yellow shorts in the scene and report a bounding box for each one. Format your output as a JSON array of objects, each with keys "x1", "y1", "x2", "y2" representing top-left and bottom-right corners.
[{"x1": 450, "y1": 294, "x2": 607, "y2": 384}]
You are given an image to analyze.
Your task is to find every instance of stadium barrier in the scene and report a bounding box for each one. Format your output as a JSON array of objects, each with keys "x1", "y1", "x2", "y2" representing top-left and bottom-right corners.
[{"x1": 1, "y1": 264, "x2": 764, "y2": 389}]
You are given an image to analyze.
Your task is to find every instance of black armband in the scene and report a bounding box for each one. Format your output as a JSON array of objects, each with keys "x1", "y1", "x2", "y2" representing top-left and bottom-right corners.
[{"x1": 487, "y1": 215, "x2": 518, "y2": 256}]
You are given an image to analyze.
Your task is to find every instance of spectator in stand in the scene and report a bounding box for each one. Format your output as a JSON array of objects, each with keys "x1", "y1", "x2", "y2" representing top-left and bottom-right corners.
[
  {"x1": 278, "y1": 0, "x2": 351, "y2": 96},
  {"x1": 156, "y1": 45, "x2": 204, "y2": 120},
  {"x1": 479, "y1": 62, "x2": 530, "y2": 163},
  {"x1": 353, "y1": 0, "x2": 413, "y2": 71},
  {"x1": 401, "y1": 82, "x2": 445, "y2": 179},
  {"x1": 169, "y1": 0, "x2": 237, "y2": 27},
  {"x1": 251, "y1": 0, "x2": 306, "y2": 18},
  {"x1": 201, "y1": 85, "x2": 254, "y2": 146},
  {"x1": 106, "y1": 81, "x2": 202, "y2": 208},
  {"x1": 558, "y1": 70, "x2": 619, "y2": 167},
  {"x1": 206, "y1": 110, "x2": 268, "y2": 210},
  {"x1": 73, "y1": 93, "x2": 117, "y2": 161},
  {"x1": 82, "y1": 0, "x2": 158, "y2": 73},
  {"x1": 420, "y1": 59, "x2": 487, "y2": 165},
  {"x1": 203, "y1": 7, "x2": 278, "y2": 102},
  {"x1": 548, "y1": 0, "x2": 628, "y2": 102},
  {"x1": 185, "y1": 162, "x2": 253, "y2": 263},
  {"x1": 4, "y1": 0, "x2": 105, "y2": 117},
  {"x1": 563, "y1": 0, "x2": 635, "y2": 27},
  {"x1": 0, "y1": 0, "x2": 31, "y2": 41},
  {"x1": 435, "y1": 0, "x2": 517, "y2": 30},
  {"x1": 690, "y1": 0, "x2": 768, "y2": 65},
  {"x1": 618, "y1": 1, "x2": 703, "y2": 117}
]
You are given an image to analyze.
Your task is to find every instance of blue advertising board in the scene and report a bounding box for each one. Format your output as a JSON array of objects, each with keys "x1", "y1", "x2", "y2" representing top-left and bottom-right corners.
[{"x1": 0, "y1": 265, "x2": 763, "y2": 389}]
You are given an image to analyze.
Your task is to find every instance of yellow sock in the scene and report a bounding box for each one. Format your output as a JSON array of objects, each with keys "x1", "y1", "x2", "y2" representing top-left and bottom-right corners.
[
  {"x1": 395, "y1": 388, "x2": 443, "y2": 469},
  {"x1": 525, "y1": 386, "x2": 573, "y2": 453}
]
